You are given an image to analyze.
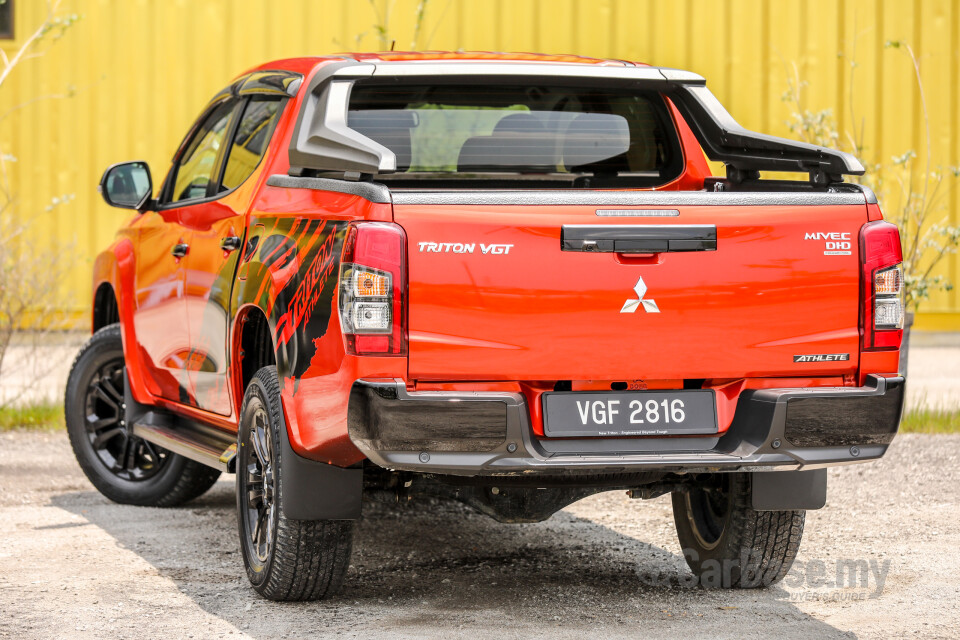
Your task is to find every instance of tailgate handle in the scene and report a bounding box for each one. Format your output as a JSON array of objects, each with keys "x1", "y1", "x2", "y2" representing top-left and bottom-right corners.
[{"x1": 561, "y1": 225, "x2": 717, "y2": 253}]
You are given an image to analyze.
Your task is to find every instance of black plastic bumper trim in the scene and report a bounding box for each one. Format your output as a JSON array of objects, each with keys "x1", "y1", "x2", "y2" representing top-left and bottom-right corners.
[
  {"x1": 346, "y1": 375, "x2": 903, "y2": 477},
  {"x1": 348, "y1": 381, "x2": 507, "y2": 452},
  {"x1": 784, "y1": 376, "x2": 904, "y2": 447}
]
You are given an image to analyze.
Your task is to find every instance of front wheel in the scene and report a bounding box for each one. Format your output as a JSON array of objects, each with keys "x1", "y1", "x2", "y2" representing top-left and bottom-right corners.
[
  {"x1": 237, "y1": 365, "x2": 354, "y2": 601},
  {"x1": 671, "y1": 473, "x2": 804, "y2": 588},
  {"x1": 65, "y1": 324, "x2": 221, "y2": 506}
]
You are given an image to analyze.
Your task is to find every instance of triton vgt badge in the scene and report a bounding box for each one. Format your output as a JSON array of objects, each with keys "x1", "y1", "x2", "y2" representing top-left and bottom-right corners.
[
  {"x1": 417, "y1": 242, "x2": 513, "y2": 255},
  {"x1": 621, "y1": 276, "x2": 660, "y2": 313}
]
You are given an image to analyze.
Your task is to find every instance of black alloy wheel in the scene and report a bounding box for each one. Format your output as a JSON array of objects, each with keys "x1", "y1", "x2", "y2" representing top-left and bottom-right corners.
[
  {"x1": 82, "y1": 357, "x2": 168, "y2": 481},
  {"x1": 66, "y1": 324, "x2": 222, "y2": 506},
  {"x1": 240, "y1": 396, "x2": 276, "y2": 566}
]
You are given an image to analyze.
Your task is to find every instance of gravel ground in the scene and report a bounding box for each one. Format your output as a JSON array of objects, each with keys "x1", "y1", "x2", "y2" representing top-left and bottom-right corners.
[{"x1": 1, "y1": 431, "x2": 958, "y2": 639}]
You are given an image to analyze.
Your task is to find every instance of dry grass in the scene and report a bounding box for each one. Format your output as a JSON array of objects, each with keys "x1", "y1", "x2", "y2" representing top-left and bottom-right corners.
[
  {"x1": 0, "y1": 402, "x2": 63, "y2": 432},
  {"x1": 899, "y1": 407, "x2": 960, "y2": 434}
]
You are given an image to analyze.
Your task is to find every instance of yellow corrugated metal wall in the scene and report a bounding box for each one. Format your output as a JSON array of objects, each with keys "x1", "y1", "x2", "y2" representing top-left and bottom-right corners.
[{"x1": 2, "y1": 0, "x2": 958, "y2": 329}]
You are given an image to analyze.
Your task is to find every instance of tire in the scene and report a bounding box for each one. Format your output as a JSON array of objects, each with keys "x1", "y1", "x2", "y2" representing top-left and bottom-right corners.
[
  {"x1": 65, "y1": 324, "x2": 221, "y2": 506},
  {"x1": 236, "y1": 365, "x2": 354, "y2": 601},
  {"x1": 671, "y1": 473, "x2": 804, "y2": 588}
]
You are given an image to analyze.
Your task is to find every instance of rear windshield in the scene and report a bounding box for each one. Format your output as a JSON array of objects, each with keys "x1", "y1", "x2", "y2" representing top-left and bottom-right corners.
[{"x1": 347, "y1": 81, "x2": 685, "y2": 189}]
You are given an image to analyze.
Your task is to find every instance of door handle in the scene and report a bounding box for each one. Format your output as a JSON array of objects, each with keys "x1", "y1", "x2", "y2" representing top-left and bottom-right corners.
[
  {"x1": 561, "y1": 224, "x2": 717, "y2": 253},
  {"x1": 220, "y1": 236, "x2": 242, "y2": 252},
  {"x1": 171, "y1": 243, "x2": 189, "y2": 258}
]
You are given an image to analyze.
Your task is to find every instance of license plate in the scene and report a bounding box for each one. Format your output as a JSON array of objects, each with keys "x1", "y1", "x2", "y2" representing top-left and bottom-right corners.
[{"x1": 542, "y1": 390, "x2": 717, "y2": 438}]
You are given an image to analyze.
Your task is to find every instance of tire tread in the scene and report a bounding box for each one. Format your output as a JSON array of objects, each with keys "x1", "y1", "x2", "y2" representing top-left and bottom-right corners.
[
  {"x1": 672, "y1": 473, "x2": 805, "y2": 588},
  {"x1": 239, "y1": 366, "x2": 353, "y2": 601}
]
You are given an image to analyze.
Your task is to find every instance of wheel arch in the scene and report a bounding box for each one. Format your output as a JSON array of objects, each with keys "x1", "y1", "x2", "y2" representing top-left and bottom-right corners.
[
  {"x1": 91, "y1": 237, "x2": 156, "y2": 407},
  {"x1": 92, "y1": 282, "x2": 120, "y2": 332},
  {"x1": 232, "y1": 304, "x2": 277, "y2": 409}
]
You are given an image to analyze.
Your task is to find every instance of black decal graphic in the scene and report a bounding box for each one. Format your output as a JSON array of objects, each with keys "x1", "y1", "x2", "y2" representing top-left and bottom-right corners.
[{"x1": 230, "y1": 217, "x2": 348, "y2": 394}]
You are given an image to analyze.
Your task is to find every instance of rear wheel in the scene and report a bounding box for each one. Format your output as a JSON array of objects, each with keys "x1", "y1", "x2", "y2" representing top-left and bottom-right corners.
[
  {"x1": 671, "y1": 473, "x2": 804, "y2": 588},
  {"x1": 237, "y1": 366, "x2": 354, "y2": 601},
  {"x1": 65, "y1": 324, "x2": 221, "y2": 506}
]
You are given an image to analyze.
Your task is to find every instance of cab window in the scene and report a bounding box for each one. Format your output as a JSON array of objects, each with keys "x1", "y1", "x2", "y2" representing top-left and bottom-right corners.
[
  {"x1": 347, "y1": 81, "x2": 684, "y2": 189},
  {"x1": 167, "y1": 99, "x2": 239, "y2": 203},
  {"x1": 220, "y1": 96, "x2": 285, "y2": 191}
]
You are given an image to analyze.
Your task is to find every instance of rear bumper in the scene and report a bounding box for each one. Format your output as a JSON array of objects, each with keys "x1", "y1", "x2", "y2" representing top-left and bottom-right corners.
[{"x1": 347, "y1": 375, "x2": 904, "y2": 476}]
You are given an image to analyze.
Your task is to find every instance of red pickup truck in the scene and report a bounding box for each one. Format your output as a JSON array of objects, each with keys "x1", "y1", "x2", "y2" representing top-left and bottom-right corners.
[{"x1": 66, "y1": 52, "x2": 905, "y2": 601}]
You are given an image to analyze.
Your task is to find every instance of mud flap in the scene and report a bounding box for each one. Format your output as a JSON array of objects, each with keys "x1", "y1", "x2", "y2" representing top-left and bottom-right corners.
[
  {"x1": 279, "y1": 424, "x2": 363, "y2": 520},
  {"x1": 751, "y1": 469, "x2": 827, "y2": 511}
]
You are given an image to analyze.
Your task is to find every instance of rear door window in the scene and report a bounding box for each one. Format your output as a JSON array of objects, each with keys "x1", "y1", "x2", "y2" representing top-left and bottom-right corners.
[{"x1": 221, "y1": 96, "x2": 285, "y2": 191}]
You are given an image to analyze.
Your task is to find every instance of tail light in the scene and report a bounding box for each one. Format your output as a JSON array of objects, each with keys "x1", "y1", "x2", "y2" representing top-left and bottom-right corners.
[
  {"x1": 339, "y1": 222, "x2": 407, "y2": 356},
  {"x1": 860, "y1": 221, "x2": 904, "y2": 351}
]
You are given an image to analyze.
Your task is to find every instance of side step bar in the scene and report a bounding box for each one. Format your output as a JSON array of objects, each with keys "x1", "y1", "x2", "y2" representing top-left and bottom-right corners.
[
  {"x1": 132, "y1": 414, "x2": 237, "y2": 473},
  {"x1": 124, "y1": 372, "x2": 237, "y2": 473}
]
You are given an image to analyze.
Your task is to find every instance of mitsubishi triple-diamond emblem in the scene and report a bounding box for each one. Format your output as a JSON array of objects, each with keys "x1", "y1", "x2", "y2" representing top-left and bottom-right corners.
[{"x1": 620, "y1": 276, "x2": 660, "y2": 313}]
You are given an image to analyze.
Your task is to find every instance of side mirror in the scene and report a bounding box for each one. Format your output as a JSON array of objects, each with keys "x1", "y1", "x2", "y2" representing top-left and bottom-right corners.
[{"x1": 99, "y1": 161, "x2": 153, "y2": 210}]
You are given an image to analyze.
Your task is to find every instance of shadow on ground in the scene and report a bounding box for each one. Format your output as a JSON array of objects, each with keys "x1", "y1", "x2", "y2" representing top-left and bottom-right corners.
[{"x1": 49, "y1": 481, "x2": 852, "y2": 639}]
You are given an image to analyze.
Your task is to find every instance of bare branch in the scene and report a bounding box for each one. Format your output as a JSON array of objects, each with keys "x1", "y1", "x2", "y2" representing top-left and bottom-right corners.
[
  {"x1": 0, "y1": 0, "x2": 85, "y2": 405},
  {"x1": 784, "y1": 36, "x2": 960, "y2": 311},
  {"x1": 903, "y1": 43, "x2": 933, "y2": 221},
  {"x1": 0, "y1": 0, "x2": 63, "y2": 90},
  {"x1": 410, "y1": 0, "x2": 428, "y2": 50},
  {"x1": 423, "y1": 0, "x2": 453, "y2": 49}
]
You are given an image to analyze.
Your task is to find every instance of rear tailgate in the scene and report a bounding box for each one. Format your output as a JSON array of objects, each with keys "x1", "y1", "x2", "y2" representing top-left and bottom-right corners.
[{"x1": 394, "y1": 191, "x2": 867, "y2": 382}]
